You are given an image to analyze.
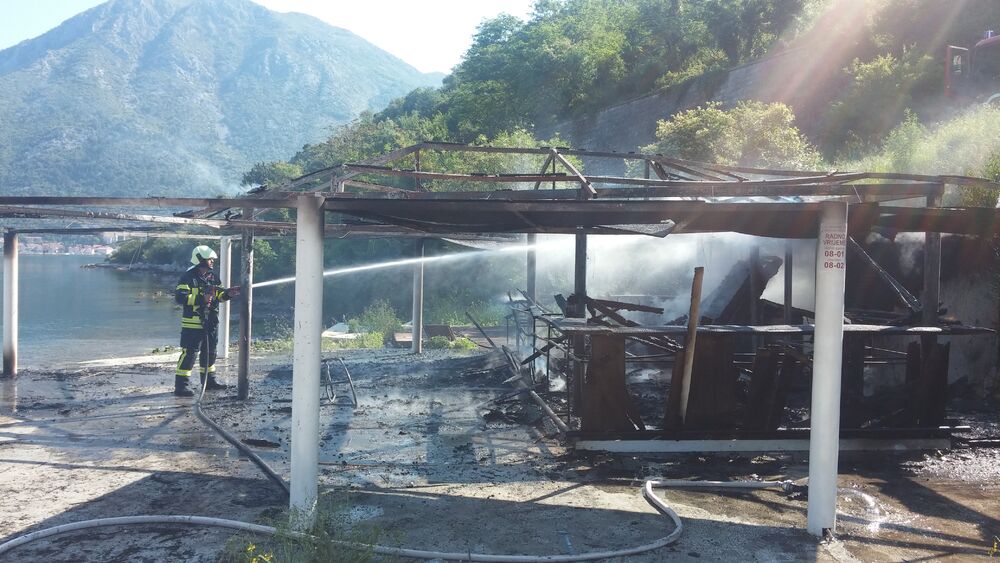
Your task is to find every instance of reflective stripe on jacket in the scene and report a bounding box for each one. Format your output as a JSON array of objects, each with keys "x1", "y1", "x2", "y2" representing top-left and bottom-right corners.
[{"x1": 175, "y1": 266, "x2": 231, "y2": 329}]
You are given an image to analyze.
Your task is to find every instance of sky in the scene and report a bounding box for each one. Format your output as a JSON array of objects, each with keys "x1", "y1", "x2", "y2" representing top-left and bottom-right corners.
[{"x1": 0, "y1": 0, "x2": 536, "y2": 74}]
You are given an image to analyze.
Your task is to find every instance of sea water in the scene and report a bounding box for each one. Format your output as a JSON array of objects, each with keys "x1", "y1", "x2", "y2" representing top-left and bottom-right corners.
[{"x1": 0, "y1": 255, "x2": 181, "y2": 368}]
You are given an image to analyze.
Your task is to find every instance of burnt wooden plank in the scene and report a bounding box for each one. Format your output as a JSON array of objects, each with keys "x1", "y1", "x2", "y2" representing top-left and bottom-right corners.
[
  {"x1": 586, "y1": 301, "x2": 681, "y2": 353},
  {"x1": 903, "y1": 341, "x2": 923, "y2": 426},
  {"x1": 581, "y1": 335, "x2": 644, "y2": 432},
  {"x1": 840, "y1": 335, "x2": 867, "y2": 429},
  {"x1": 520, "y1": 341, "x2": 558, "y2": 365},
  {"x1": 664, "y1": 333, "x2": 738, "y2": 430},
  {"x1": 550, "y1": 320, "x2": 993, "y2": 336},
  {"x1": 915, "y1": 342, "x2": 950, "y2": 427},
  {"x1": 771, "y1": 352, "x2": 801, "y2": 429},
  {"x1": 744, "y1": 347, "x2": 782, "y2": 431},
  {"x1": 589, "y1": 297, "x2": 664, "y2": 314}
]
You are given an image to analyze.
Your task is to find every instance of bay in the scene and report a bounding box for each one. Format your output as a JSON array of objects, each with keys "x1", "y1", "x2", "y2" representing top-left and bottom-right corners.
[{"x1": 0, "y1": 255, "x2": 187, "y2": 368}]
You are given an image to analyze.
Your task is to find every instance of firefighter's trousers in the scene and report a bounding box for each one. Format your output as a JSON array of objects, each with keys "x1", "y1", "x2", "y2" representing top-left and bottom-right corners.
[{"x1": 176, "y1": 326, "x2": 218, "y2": 378}]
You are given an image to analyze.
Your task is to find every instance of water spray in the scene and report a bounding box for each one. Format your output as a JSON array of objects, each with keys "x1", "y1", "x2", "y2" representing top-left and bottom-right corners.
[{"x1": 252, "y1": 241, "x2": 556, "y2": 289}]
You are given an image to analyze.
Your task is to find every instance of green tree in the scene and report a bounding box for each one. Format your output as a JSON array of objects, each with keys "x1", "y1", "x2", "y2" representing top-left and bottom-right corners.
[
  {"x1": 822, "y1": 52, "x2": 937, "y2": 157},
  {"x1": 241, "y1": 161, "x2": 304, "y2": 188},
  {"x1": 642, "y1": 101, "x2": 823, "y2": 169}
]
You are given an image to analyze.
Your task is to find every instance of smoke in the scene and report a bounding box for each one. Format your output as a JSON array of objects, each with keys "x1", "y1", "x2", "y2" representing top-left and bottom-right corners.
[
  {"x1": 534, "y1": 232, "x2": 802, "y2": 320},
  {"x1": 845, "y1": 106, "x2": 1000, "y2": 199},
  {"x1": 760, "y1": 239, "x2": 818, "y2": 313},
  {"x1": 891, "y1": 232, "x2": 925, "y2": 275}
]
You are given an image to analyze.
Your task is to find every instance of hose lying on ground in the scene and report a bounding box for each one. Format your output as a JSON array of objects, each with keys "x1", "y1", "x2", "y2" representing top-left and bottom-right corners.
[
  {"x1": 0, "y1": 359, "x2": 826, "y2": 561},
  {"x1": 191, "y1": 373, "x2": 290, "y2": 497},
  {"x1": 0, "y1": 477, "x2": 812, "y2": 560}
]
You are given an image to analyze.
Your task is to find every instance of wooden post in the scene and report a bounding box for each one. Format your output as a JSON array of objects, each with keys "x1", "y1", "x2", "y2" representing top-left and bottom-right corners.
[
  {"x1": 3, "y1": 231, "x2": 17, "y2": 377},
  {"x1": 571, "y1": 228, "x2": 587, "y2": 414},
  {"x1": 678, "y1": 267, "x2": 705, "y2": 425},
  {"x1": 411, "y1": 239, "x2": 425, "y2": 354},
  {"x1": 237, "y1": 208, "x2": 254, "y2": 400},
  {"x1": 414, "y1": 149, "x2": 422, "y2": 191},
  {"x1": 749, "y1": 246, "x2": 761, "y2": 350},
  {"x1": 219, "y1": 236, "x2": 232, "y2": 360}
]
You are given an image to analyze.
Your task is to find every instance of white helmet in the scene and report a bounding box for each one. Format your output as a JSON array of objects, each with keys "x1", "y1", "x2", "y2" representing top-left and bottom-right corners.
[{"x1": 190, "y1": 245, "x2": 218, "y2": 265}]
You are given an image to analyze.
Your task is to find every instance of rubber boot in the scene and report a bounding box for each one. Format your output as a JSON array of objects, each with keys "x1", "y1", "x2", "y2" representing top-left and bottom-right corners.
[
  {"x1": 174, "y1": 375, "x2": 194, "y2": 397},
  {"x1": 201, "y1": 373, "x2": 229, "y2": 391}
]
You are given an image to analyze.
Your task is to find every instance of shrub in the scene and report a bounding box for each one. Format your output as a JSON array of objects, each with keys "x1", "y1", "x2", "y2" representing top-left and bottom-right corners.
[
  {"x1": 450, "y1": 336, "x2": 478, "y2": 350},
  {"x1": 223, "y1": 503, "x2": 377, "y2": 563},
  {"x1": 425, "y1": 335, "x2": 478, "y2": 350},
  {"x1": 822, "y1": 51, "x2": 937, "y2": 158},
  {"x1": 352, "y1": 300, "x2": 401, "y2": 345},
  {"x1": 426, "y1": 335, "x2": 452, "y2": 349},
  {"x1": 641, "y1": 101, "x2": 823, "y2": 169}
]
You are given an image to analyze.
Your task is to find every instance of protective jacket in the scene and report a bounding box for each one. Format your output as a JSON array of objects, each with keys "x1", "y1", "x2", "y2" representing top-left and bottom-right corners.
[{"x1": 175, "y1": 266, "x2": 233, "y2": 329}]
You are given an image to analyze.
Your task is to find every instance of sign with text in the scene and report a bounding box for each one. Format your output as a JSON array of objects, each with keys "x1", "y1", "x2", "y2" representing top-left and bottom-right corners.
[{"x1": 820, "y1": 225, "x2": 847, "y2": 271}]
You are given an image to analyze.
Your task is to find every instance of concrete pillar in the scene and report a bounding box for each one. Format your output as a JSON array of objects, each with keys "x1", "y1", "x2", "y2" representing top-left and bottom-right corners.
[
  {"x1": 807, "y1": 201, "x2": 848, "y2": 536},
  {"x1": 237, "y1": 210, "x2": 254, "y2": 400},
  {"x1": 219, "y1": 236, "x2": 232, "y2": 360},
  {"x1": 526, "y1": 233, "x2": 537, "y2": 303},
  {"x1": 290, "y1": 194, "x2": 325, "y2": 529},
  {"x1": 3, "y1": 231, "x2": 17, "y2": 377},
  {"x1": 411, "y1": 239, "x2": 425, "y2": 354}
]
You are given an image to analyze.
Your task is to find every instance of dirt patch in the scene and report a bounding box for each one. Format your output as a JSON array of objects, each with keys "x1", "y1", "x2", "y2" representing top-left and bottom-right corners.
[{"x1": 1, "y1": 349, "x2": 999, "y2": 561}]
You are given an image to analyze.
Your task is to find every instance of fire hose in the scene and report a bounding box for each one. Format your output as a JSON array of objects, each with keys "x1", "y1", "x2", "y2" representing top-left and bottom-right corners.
[
  {"x1": 3, "y1": 476, "x2": 875, "y2": 561},
  {"x1": 0, "y1": 346, "x2": 877, "y2": 559}
]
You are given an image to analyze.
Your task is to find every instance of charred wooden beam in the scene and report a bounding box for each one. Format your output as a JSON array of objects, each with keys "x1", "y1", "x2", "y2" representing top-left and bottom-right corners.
[
  {"x1": 589, "y1": 297, "x2": 664, "y2": 314},
  {"x1": 581, "y1": 334, "x2": 645, "y2": 432},
  {"x1": 323, "y1": 183, "x2": 941, "y2": 200},
  {"x1": 551, "y1": 148, "x2": 597, "y2": 199},
  {"x1": 847, "y1": 237, "x2": 921, "y2": 313}
]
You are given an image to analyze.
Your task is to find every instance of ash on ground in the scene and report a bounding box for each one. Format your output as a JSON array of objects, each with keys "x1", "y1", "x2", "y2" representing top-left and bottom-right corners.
[{"x1": 1, "y1": 347, "x2": 998, "y2": 562}]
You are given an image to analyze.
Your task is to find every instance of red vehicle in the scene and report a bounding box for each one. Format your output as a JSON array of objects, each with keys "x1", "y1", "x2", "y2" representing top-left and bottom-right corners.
[{"x1": 946, "y1": 31, "x2": 1000, "y2": 106}]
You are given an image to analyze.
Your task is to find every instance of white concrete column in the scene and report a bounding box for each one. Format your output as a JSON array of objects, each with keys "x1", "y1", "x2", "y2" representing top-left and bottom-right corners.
[
  {"x1": 807, "y1": 201, "x2": 848, "y2": 536},
  {"x1": 411, "y1": 239, "x2": 425, "y2": 354},
  {"x1": 218, "y1": 236, "x2": 232, "y2": 360},
  {"x1": 3, "y1": 231, "x2": 17, "y2": 377},
  {"x1": 290, "y1": 194, "x2": 325, "y2": 529}
]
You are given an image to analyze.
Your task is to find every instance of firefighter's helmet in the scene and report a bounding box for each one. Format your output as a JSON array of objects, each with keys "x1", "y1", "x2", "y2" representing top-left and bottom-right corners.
[{"x1": 191, "y1": 245, "x2": 219, "y2": 266}]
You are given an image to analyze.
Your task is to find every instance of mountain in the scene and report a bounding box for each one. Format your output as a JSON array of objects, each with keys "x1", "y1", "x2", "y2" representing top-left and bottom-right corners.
[{"x1": 0, "y1": 0, "x2": 441, "y2": 197}]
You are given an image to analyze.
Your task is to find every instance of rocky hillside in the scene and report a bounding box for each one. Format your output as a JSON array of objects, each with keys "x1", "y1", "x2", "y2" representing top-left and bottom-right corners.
[{"x1": 0, "y1": 0, "x2": 441, "y2": 197}]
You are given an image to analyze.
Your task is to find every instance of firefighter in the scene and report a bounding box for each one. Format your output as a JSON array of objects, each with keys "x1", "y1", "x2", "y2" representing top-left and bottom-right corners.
[{"x1": 173, "y1": 245, "x2": 241, "y2": 397}]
